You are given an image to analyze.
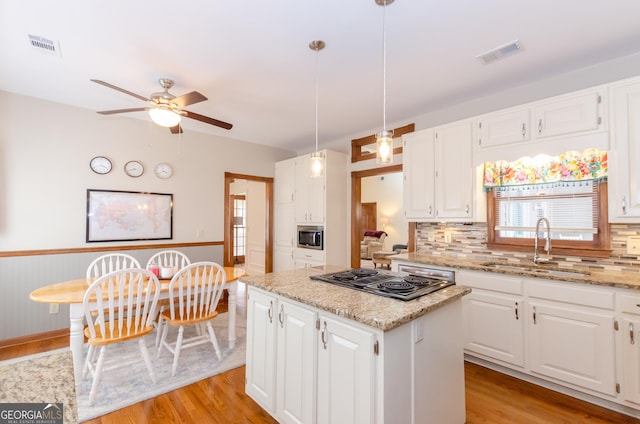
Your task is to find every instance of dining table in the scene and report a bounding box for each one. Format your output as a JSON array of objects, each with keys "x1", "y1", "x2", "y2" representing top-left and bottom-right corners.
[{"x1": 29, "y1": 266, "x2": 245, "y2": 386}]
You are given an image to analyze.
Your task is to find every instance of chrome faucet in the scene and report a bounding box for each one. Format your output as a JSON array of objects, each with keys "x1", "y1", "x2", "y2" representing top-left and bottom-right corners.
[{"x1": 534, "y1": 217, "x2": 551, "y2": 264}]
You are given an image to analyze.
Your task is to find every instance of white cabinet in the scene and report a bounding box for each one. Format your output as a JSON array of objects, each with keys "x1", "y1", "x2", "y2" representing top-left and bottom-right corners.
[
  {"x1": 294, "y1": 248, "x2": 324, "y2": 269},
  {"x1": 403, "y1": 120, "x2": 473, "y2": 222},
  {"x1": 609, "y1": 78, "x2": 640, "y2": 221},
  {"x1": 402, "y1": 129, "x2": 435, "y2": 220},
  {"x1": 533, "y1": 91, "x2": 603, "y2": 139},
  {"x1": 246, "y1": 289, "x2": 317, "y2": 424},
  {"x1": 618, "y1": 293, "x2": 640, "y2": 406},
  {"x1": 527, "y1": 299, "x2": 616, "y2": 396},
  {"x1": 477, "y1": 107, "x2": 530, "y2": 148},
  {"x1": 295, "y1": 155, "x2": 324, "y2": 224},
  {"x1": 317, "y1": 314, "x2": 375, "y2": 424},
  {"x1": 460, "y1": 270, "x2": 618, "y2": 400},
  {"x1": 459, "y1": 271, "x2": 525, "y2": 368},
  {"x1": 275, "y1": 159, "x2": 297, "y2": 271}
]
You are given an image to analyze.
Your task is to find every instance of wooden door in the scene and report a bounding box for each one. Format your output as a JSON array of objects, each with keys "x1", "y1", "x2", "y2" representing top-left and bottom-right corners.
[{"x1": 360, "y1": 202, "x2": 377, "y2": 237}]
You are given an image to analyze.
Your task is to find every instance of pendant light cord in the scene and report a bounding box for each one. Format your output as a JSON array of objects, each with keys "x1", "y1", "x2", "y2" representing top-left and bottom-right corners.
[
  {"x1": 382, "y1": 2, "x2": 387, "y2": 133},
  {"x1": 315, "y1": 46, "x2": 319, "y2": 153}
]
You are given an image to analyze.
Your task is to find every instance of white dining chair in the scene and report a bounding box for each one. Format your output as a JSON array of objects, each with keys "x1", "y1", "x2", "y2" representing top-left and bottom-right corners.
[
  {"x1": 157, "y1": 262, "x2": 226, "y2": 376},
  {"x1": 82, "y1": 268, "x2": 160, "y2": 406},
  {"x1": 146, "y1": 250, "x2": 191, "y2": 347},
  {"x1": 86, "y1": 253, "x2": 141, "y2": 279}
]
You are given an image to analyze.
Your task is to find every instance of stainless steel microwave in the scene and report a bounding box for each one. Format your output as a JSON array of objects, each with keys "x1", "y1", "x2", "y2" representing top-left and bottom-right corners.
[{"x1": 297, "y1": 226, "x2": 324, "y2": 250}]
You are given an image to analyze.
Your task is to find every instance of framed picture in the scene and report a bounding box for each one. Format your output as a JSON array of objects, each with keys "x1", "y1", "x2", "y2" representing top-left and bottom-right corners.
[{"x1": 86, "y1": 189, "x2": 173, "y2": 242}]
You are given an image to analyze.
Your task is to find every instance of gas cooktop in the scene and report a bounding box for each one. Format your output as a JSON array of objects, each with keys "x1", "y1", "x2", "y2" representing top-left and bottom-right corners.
[{"x1": 310, "y1": 268, "x2": 455, "y2": 301}]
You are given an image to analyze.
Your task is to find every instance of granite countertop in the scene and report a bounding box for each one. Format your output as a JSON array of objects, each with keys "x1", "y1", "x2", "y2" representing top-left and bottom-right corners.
[
  {"x1": 240, "y1": 265, "x2": 471, "y2": 332},
  {"x1": 393, "y1": 252, "x2": 640, "y2": 291}
]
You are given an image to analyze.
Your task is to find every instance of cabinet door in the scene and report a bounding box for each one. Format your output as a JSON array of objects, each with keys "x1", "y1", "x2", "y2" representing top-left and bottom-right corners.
[
  {"x1": 246, "y1": 289, "x2": 278, "y2": 412},
  {"x1": 528, "y1": 300, "x2": 616, "y2": 396},
  {"x1": 276, "y1": 300, "x2": 317, "y2": 424},
  {"x1": 317, "y1": 315, "x2": 375, "y2": 424},
  {"x1": 435, "y1": 121, "x2": 473, "y2": 219},
  {"x1": 610, "y1": 81, "x2": 640, "y2": 220},
  {"x1": 403, "y1": 130, "x2": 435, "y2": 220},
  {"x1": 294, "y1": 155, "x2": 325, "y2": 223},
  {"x1": 275, "y1": 202, "x2": 296, "y2": 272},
  {"x1": 463, "y1": 290, "x2": 525, "y2": 367},
  {"x1": 533, "y1": 92, "x2": 602, "y2": 139},
  {"x1": 477, "y1": 108, "x2": 530, "y2": 148},
  {"x1": 621, "y1": 313, "x2": 640, "y2": 405},
  {"x1": 276, "y1": 158, "x2": 296, "y2": 204}
]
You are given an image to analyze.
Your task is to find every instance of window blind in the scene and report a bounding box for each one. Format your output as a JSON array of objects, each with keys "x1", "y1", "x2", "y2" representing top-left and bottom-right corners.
[{"x1": 493, "y1": 180, "x2": 600, "y2": 241}]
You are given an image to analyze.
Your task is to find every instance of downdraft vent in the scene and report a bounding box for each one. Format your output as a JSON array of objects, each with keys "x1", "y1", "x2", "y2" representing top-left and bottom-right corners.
[
  {"x1": 476, "y1": 40, "x2": 522, "y2": 65},
  {"x1": 28, "y1": 34, "x2": 61, "y2": 57}
]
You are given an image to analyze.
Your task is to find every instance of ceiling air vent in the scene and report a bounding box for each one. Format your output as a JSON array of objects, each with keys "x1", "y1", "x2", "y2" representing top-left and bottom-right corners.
[
  {"x1": 28, "y1": 34, "x2": 61, "y2": 57},
  {"x1": 476, "y1": 40, "x2": 522, "y2": 65}
]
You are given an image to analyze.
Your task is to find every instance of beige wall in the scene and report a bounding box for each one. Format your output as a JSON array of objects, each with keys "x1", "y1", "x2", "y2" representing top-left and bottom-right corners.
[
  {"x1": 361, "y1": 172, "x2": 407, "y2": 251},
  {"x1": 0, "y1": 90, "x2": 294, "y2": 250}
]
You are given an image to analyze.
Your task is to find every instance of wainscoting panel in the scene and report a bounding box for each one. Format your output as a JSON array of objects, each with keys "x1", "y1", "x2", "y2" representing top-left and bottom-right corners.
[{"x1": 0, "y1": 245, "x2": 222, "y2": 340}]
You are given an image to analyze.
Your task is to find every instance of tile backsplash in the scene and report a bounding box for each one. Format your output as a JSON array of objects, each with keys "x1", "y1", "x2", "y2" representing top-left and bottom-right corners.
[{"x1": 415, "y1": 222, "x2": 640, "y2": 273}]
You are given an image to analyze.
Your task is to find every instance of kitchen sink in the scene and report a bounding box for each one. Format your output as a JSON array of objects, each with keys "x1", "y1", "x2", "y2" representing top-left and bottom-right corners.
[{"x1": 480, "y1": 262, "x2": 590, "y2": 277}]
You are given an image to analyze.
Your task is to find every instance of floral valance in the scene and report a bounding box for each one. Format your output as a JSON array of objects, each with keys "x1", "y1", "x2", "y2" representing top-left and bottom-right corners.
[{"x1": 483, "y1": 148, "x2": 608, "y2": 188}]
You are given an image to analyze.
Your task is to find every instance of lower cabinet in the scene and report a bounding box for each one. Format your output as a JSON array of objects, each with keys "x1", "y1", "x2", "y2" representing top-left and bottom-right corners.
[
  {"x1": 294, "y1": 248, "x2": 325, "y2": 269},
  {"x1": 618, "y1": 293, "x2": 640, "y2": 407},
  {"x1": 460, "y1": 270, "x2": 620, "y2": 403},
  {"x1": 246, "y1": 286, "x2": 467, "y2": 423}
]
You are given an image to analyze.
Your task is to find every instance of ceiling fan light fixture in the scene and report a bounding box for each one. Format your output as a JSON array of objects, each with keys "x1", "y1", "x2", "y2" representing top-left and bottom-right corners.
[{"x1": 148, "y1": 106, "x2": 182, "y2": 127}]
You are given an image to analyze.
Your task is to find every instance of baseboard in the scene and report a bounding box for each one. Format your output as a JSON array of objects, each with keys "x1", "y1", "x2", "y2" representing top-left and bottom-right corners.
[{"x1": 0, "y1": 328, "x2": 69, "y2": 349}]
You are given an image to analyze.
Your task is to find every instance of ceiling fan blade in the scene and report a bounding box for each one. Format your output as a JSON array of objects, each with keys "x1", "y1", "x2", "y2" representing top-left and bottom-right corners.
[
  {"x1": 183, "y1": 110, "x2": 233, "y2": 130},
  {"x1": 97, "y1": 107, "x2": 147, "y2": 115},
  {"x1": 172, "y1": 91, "x2": 207, "y2": 108},
  {"x1": 169, "y1": 124, "x2": 183, "y2": 134},
  {"x1": 91, "y1": 79, "x2": 150, "y2": 102}
]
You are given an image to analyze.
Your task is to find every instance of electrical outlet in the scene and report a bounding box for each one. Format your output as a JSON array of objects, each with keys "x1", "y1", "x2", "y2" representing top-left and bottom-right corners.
[
  {"x1": 628, "y1": 236, "x2": 640, "y2": 255},
  {"x1": 49, "y1": 304, "x2": 59, "y2": 314},
  {"x1": 444, "y1": 231, "x2": 452, "y2": 243}
]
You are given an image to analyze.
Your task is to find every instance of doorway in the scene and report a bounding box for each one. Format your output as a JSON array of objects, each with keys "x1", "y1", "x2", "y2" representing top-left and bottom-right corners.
[
  {"x1": 350, "y1": 165, "x2": 415, "y2": 268},
  {"x1": 224, "y1": 172, "x2": 274, "y2": 273}
]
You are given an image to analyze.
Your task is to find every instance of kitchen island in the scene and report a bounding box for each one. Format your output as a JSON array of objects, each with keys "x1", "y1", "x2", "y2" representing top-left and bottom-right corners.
[{"x1": 241, "y1": 265, "x2": 471, "y2": 424}]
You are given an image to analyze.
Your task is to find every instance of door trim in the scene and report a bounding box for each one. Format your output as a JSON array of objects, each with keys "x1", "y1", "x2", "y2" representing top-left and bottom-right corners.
[
  {"x1": 224, "y1": 172, "x2": 274, "y2": 271},
  {"x1": 350, "y1": 165, "x2": 415, "y2": 268}
]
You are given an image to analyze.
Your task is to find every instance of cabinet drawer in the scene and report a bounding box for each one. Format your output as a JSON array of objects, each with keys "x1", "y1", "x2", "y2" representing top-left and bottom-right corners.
[
  {"x1": 618, "y1": 293, "x2": 640, "y2": 314},
  {"x1": 526, "y1": 279, "x2": 614, "y2": 310},
  {"x1": 457, "y1": 270, "x2": 523, "y2": 295},
  {"x1": 295, "y1": 248, "x2": 325, "y2": 262}
]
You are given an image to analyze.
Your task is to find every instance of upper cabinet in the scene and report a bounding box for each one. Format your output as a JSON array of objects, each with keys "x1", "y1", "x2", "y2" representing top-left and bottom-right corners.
[
  {"x1": 477, "y1": 107, "x2": 531, "y2": 148},
  {"x1": 533, "y1": 91, "x2": 603, "y2": 139},
  {"x1": 403, "y1": 120, "x2": 474, "y2": 222},
  {"x1": 295, "y1": 155, "x2": 325, "y2": 224},
  {"x1": 609, "y1": 77, "x2": 640, "y2": 221}
]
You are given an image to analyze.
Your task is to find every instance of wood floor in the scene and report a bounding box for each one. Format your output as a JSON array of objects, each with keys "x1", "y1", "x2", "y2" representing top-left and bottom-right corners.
[{"x1": 3, "y1": 285, "x2": 637, "y2": 423}]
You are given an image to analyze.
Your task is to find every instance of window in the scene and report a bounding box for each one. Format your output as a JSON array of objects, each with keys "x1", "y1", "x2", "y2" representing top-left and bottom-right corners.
[{"x1": 487, "y1": 181, "x2": 610, "y2": 257}]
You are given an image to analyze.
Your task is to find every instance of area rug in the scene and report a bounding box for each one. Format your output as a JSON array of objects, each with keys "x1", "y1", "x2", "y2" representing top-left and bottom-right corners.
[
  {"x1": 0, "y1": 349, "x2": 79, "y2": 424},
  {"x1": 75, "y1": 312, "x2": 246, "y2": 421}
]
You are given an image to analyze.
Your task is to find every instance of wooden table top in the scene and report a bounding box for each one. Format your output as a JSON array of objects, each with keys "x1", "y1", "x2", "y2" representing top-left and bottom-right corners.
[{"x1": 30, "y1": 266, "x2": 245, "y2": 304}]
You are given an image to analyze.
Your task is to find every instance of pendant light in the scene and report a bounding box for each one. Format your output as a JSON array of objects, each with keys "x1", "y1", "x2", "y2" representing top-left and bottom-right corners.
[
  {"x1": 375, "y1": 0, "x2": 394, "y2": 164},
  {"x1": 309, "y1": 40, "x2": 325, "y2": 178}
]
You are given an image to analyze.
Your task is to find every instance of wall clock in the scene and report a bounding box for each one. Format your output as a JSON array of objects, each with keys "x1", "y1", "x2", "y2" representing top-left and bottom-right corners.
[
  {"x1": 154, "y1": 163, "x2": 173, "y2": 179},
  {"x1": 90, "y1": 156, "x2": 112, "y2": 174},
  {"x1": 124, "y1": 160, "x2": 144, "y2": 177}
]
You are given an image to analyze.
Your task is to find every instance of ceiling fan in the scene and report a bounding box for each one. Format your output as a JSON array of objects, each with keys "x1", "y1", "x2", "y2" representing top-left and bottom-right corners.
[{"x1": 91, "y1": 78, "x2": 233, "y2": 134}]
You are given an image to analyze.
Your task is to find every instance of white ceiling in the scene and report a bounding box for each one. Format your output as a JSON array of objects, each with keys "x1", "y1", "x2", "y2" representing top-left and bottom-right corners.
[{"x1": 3, "y1": 0, "x2": 640, "y2": 154}]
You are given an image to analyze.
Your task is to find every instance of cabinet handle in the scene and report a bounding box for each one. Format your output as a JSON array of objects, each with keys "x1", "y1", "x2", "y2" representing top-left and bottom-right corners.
[
  {"x1": 309, "y1": 213, "x2": 313, "y2": 221},
  {"x1": 522, "y1": 123, "x2": 526, "y2": 139},
  {"x1": 268, "y1": 300, "x2": 274, "y2": 324},
  {"x1": 465, "y1": 204, "x2": 470, "y2": 215},
  {"x1": 514, "y1": 302, "x2": 519, "y2": 320},
  {"x1": 278, "y1": 304, "x2": 285, "y2": 328},
  {"x1": 631, "y1": 323, "x2": 635, "y2": 345},
  {"x1": 532, "y1": 306, "x2": 537, "y2": 325},
  {"x1": 428, "y1": 205, "x2": 432, "y2": 216},
  {"x1": 622, "y1": 196, "x2": 627, "y2": 215},
  {"x1": 538, "y1": 118, "x2": 543, "y2": 135},
  {"x1": 321, "y1": 321, "x2": 328, "y2": 350}
]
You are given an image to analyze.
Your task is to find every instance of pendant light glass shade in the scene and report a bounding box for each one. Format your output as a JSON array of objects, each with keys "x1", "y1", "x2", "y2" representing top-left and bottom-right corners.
[
  {"x1": 149, "y1": 107, "x2": 182, "y2": 127},
  {"x1": 375, "y1": 0, "x2": 395, "y2": 164},
  {"x1": 376, "y1": 130, "x2": 394, "y2": 164},
  {"x1": 309, "y1": 40, "x2": 325, "y2": 178}
]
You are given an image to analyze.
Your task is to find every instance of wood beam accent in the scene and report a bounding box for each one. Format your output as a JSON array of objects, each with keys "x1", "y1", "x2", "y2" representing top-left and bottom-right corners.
[{"x1": 351, "y1": 123, "x2": 415, "y2": 163}]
